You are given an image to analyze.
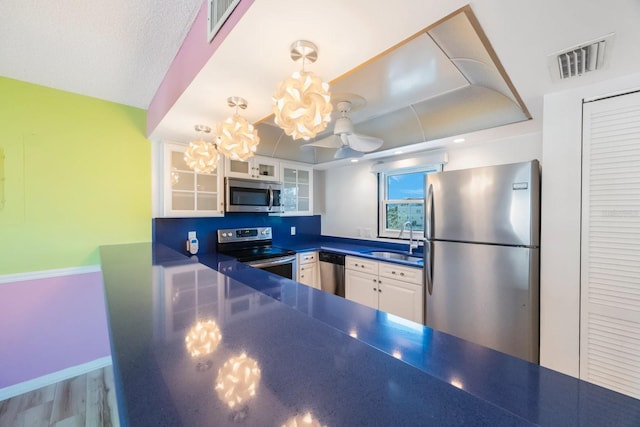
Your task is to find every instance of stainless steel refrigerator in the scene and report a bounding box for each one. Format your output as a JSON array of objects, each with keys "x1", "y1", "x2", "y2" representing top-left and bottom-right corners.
[{"x1": 423, "y1": 160, "x2": 540, "y2": 363}]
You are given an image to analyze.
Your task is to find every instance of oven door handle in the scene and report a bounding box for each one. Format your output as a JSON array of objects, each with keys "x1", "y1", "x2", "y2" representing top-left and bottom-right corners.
[{"x1": 244, "y1": 256, "x2": 296, "y2": 269}]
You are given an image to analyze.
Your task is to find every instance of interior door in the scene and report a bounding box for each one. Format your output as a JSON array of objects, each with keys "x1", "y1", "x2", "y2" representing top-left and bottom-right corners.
[{"x1": 580, "y1": 90, "x2": 640, "y2": 399}]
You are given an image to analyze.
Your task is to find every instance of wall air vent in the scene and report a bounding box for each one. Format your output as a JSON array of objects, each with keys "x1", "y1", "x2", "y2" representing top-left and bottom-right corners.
[
  {"x1": 548, "y1": 33, "x2": 614, "y2": 81},
  {"x1": 207, "y1": 0, "x2": 241, "y2": 43}
]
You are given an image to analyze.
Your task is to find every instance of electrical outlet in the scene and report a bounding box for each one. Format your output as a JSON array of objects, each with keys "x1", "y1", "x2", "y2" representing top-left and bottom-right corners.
[{"x1": 290, "y1": 226, "x2": 296, "y2": 236}]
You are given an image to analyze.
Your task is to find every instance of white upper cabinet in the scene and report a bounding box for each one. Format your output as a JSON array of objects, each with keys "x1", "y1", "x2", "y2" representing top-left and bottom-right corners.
[
  {"x1": 162, "y1": 141, "x2": 224, "y2": 217},
  {"x1": 280, "y1": 162, "x2": 314, "y2": 216},
  {"x1": 225, "y1": 156, "x2": 279, "y2": 181}
]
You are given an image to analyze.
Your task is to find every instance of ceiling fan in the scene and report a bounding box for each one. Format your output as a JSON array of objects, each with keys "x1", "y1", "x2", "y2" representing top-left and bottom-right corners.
[{"x1": 301, "y1": 96, "x2": 383, "y2": 159}]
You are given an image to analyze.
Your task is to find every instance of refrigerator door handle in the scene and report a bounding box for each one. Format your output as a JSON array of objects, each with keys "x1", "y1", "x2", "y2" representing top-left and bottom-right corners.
[
  {"x1": 425, "y1": 184, "x2": 434, "y2": 240},
  {"x1": 425, "y1": 240, "x2": 434, "y2": 295}
]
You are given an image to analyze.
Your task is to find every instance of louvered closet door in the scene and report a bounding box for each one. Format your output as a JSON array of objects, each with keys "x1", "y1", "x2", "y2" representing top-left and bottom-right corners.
[{"x1": 581, "y1": 90, "x2": 640, "y2": 399}]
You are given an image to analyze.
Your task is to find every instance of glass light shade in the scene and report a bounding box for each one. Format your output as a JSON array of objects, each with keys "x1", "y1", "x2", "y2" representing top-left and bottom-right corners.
[
  {"x1": 215, "y1": 353, "x2": 261, "y2": 409},
  {"x1": 273, "y1": 71, "x2": 333, "y2": 140},
  {"x1": 185, "y1": 320, "x2": 222, "y2": 358},
  {"x1": 184, "y1": 139, "x2": 219, "y2": 173},
  {"x1": 216, "y1": 115, "x2": 260, "y2": 162},
  {"x1": 282, "y1": 412, "x2": 326, "y2": 427}
]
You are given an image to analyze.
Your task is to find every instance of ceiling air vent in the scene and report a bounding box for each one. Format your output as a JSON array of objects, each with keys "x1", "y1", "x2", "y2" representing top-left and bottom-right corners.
[
  {"x1": 207, "y1": 0, "x2": 241, "y2": 43},
  {"x1": 548, "y1": 33, "x2": 614, "y2": 81}
]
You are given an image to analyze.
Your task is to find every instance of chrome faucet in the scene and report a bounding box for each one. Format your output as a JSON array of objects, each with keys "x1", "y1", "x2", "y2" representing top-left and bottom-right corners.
[{"x1": 399, "y1": 221, "x2": 419, "y2": 255}]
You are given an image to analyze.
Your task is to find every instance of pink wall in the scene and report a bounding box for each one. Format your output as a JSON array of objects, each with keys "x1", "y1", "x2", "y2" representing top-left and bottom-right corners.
[
  {"x1": 0, "y1": 272, "x2": 111, "y2": 388},
  {"x1": 146, "y1": 0, "x2": 256, "y2": 136}
]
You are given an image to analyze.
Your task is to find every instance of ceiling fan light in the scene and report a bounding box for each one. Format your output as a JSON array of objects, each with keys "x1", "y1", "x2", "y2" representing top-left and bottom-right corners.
[{"x1": 334, "y1": 145, "x2": 364, "y2": 159}]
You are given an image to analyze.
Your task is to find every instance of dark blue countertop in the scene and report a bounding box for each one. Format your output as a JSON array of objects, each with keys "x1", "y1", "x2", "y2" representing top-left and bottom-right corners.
[{"x1": 100, "y1": 243, "x2": 640, "y2": 426}]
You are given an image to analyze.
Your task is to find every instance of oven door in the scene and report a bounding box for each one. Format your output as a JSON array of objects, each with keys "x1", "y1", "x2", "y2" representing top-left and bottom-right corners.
[
  {"x1": 225, "y1": 177, "x2": 283, "y2": 213},
  {"x1": 244, "y1": 255, "x2": 296, "y2": 280}
]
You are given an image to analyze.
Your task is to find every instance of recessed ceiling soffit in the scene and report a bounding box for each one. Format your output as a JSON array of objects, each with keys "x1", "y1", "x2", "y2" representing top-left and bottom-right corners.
[{"x1": 257, "y1": 6, "x2": 530, "y2": 165}]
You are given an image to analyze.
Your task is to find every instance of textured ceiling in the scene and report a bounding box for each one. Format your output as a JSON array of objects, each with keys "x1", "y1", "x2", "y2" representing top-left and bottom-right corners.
[{"x1": 0, "y1": 0, "x2": 201, "y2": 109}]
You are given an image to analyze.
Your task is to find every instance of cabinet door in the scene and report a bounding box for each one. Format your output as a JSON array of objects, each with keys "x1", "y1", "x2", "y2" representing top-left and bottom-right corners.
[
  {"x1": 298, "y1": 263, "x2": 317, "y2": 288},
  {"x1": 281, "y1": 162, "x2": 314, "y2": 215},
  {"x1": 378, "y1": 277, "x2": 423, "y2": 324},
  {"x1": 163, "y1": 142, "x2": 224, "y2": 217},
  {"x1": 226, "y1": 156, "x2": 279, "y2": 180},
  {"x1": 345, "y1": 269, "x2": 378, "y2": 310}
]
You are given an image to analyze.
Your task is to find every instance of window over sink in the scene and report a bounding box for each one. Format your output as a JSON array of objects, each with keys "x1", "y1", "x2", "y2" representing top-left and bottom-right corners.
[{"x1": 378, "y1": 166, "x2": 441, "y2": 239}]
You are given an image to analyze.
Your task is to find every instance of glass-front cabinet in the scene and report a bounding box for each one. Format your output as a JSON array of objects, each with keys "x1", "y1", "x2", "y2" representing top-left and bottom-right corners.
[
  {"x1": 281, "y1": 162, "x2": 313, "y2": 216},
  {"x1": 225, "y1": 156, "x2": 279, "y2": 181},
  {"x1": 163, "y1": 141, "x2": 224, "y2": 217}
]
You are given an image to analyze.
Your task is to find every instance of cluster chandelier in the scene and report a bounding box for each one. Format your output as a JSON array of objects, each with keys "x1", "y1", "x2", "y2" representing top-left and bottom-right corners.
[
  {"x1": 184, "y1": 39, "x2": 333, "y2": 173},
  {"x1": 273, "y1": 40, "x2": 333, "y2": 140},
  {"x1": 184, "y1": 125, "x2": 219, "y2": 174},
  {"x1": 184, "y1": 97, "x2": 259, "y2": 174},
  {"x1": 216, "y1": 96, "x2": 260, "y2": 162}
]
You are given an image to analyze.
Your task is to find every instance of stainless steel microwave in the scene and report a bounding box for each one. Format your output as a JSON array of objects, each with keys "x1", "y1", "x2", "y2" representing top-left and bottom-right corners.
[{"x1": 225, "y1": 177, "x2": 283, "y2": 213}]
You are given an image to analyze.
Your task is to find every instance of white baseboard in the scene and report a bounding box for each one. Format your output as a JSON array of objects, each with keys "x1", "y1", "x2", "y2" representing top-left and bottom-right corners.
[
  {"x1": 0, "y1": 265, "x2": 101, "y2": 284},
  {"x1": 0, "y1": 355, "x2": 113, "y2": 401}
]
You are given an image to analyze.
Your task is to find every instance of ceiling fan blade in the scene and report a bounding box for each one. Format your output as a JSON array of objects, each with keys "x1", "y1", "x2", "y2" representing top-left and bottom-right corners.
[
  {"x1": 346, "y1": 133, "x2": 383, "y2": 152},
  {"x1": 300, "y1": 135, "x2": 342, "y2": 149},
  {"x1": 334, "y1": 145, "x2": 364, "y2": 159}
]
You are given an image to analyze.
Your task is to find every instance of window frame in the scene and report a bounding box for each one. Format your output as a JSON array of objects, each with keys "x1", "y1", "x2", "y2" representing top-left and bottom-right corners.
[{"x1": 378, "y1": 164, "x2": 442, "y2": 239}]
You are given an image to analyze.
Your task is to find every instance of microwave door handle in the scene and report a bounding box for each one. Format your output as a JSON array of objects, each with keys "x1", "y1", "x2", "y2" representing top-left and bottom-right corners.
[{"x1": 268, "y1": 185, "x2": 274, "y2": 211}]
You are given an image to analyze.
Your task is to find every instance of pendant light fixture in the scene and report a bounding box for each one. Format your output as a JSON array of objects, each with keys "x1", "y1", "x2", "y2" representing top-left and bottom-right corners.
[
  {"x1": 273, "y1": 40, "x2": 333, "y2": 140},
  {"x1": 184, "y1": 125, "x2": 219, "y2": 174},
  {"x1": 216, "y1": 96, "x2": 260, "y2": 162}
]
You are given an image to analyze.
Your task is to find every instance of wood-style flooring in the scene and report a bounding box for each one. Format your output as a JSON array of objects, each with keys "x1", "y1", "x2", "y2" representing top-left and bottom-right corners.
[{"x1": 0, "y1": 366, "x2": 119, "y2": 427}]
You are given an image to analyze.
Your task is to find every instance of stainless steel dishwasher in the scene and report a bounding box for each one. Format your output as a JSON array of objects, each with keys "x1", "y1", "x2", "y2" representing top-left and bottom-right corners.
[{"x1": 318, "y1": 251, "x2": 345, "y2": 297}]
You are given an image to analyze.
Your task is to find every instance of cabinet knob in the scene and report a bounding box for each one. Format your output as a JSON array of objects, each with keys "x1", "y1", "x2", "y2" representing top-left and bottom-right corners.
[
  {"x1": 361, "y1": 265, "x2": 365, "y2": 269},
  {"x1": 400, "y1": 272, "x2": 405, "y2": 276},
  {"x1": 301, "y1": 275, "x2": 305, "y2": 278},
  {"x1": 372, "y1": 278, "x2": 376, "y2": 283},
  {"x1": 392, "y1": 271, "x2": 396, "y2": 274},
  {"x1": 373, "y1": 287, "x2": 377, "y2": 291},
  {"x1": 355, "y1": 263, "x2": 359, "y2": 267},
  {"x1": 378, "y1": 289, "x2": 382, "y2": 293}
]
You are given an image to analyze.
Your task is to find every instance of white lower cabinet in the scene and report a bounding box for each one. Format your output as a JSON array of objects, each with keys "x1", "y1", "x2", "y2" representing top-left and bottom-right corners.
[
  {"x1": 345, "y1": 256, "x2": 423, "y2": 324},
  {"x1": 297, "y1": 251, "x2": 319, "y2": 289}
]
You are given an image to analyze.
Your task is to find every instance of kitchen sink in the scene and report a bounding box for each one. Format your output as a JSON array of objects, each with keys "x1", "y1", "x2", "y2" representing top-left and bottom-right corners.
[{"x1": 367, "y1": 251, "x2": 422, "y2": 264}]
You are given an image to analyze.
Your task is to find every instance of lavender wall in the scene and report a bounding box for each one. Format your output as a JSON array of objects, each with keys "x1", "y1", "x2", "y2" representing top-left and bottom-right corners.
[
  {"x1": 154, "y1": 214, "x2": 322, "y2": 254},
  {"x1": 0, "y1": 272, "x2": 111, "y2": 388},
  {"x1": 146, "y1": 0, "x2": 255, "y2": 135}
]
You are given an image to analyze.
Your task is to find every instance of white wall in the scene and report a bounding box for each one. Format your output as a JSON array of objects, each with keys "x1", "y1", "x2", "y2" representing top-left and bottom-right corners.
[
  {"x1": 540, "y1": 72, "x2": 640, "y2": 377},
  {"x1": 321, "y1": 131, "x2": 542, "y2": 240}
]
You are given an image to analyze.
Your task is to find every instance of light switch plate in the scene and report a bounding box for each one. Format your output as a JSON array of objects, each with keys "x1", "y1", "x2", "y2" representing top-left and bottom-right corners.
[{"x1": 290, "y1": 226, "x2": 296, "y2": 236}]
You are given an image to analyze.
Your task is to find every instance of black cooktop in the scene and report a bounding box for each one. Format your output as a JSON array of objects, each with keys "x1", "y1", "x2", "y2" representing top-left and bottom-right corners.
[
  {"x1": 219, "y1": 245, "x2": 296, "y2": 263},
  {"x1": 216, "y1": 227, "x2": 295, "y2": 262}
]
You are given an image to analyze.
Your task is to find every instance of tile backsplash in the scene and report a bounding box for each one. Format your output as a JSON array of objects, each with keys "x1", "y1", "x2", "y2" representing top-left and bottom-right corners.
[{"x1": 153, "y1": 214, "x2": 321, "y2": 255}]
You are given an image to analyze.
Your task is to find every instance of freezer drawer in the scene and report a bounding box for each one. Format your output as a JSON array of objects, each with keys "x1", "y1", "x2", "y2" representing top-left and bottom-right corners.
[{"x1": 425, "y1": 240, "x2": 539, "y2": 363}]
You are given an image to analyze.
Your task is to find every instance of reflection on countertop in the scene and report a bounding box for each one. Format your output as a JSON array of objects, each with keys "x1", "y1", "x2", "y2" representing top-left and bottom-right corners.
[{"x1": 100, "y1": 243, "x2": 640, "y2": 426}]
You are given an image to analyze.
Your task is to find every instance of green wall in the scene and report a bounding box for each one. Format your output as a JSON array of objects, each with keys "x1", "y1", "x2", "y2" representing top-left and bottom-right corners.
[{"x1": 0, "y1": 77, "x2": 151, "y2": 274}]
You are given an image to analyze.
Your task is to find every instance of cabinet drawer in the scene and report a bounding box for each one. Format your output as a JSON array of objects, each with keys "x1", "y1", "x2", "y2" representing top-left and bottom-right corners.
[
  {"x1": 378, "y1": 262, "x2": 422, "y2": 285},
  {"x1": 346, "y1": 256, "x2": 378, "y2": 275},
  {"x1": 298, "y1": 251, "x2": 317, "y2": 265}
]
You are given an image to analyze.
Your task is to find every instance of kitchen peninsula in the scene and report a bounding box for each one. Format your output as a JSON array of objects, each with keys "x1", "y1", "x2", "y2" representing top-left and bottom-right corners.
[{"x1": 100, "y1": 243, "x2": 640, "y2": 426}]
